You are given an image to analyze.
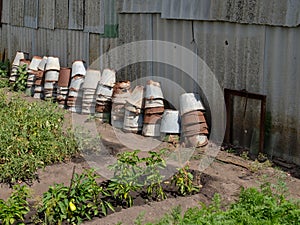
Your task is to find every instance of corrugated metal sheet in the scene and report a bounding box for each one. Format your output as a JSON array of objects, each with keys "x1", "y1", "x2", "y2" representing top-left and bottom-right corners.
[
  {"x1": 67, "y1": 30, "x2": 89, "y2": 66},
  {"x1": 6, "y1": 26, "x2": 36, "y2": 60},
  {"x1": 48, "y1": 29, "x2": 69, "y2": 66},
  {"x1": 0, "y1": 25, "x2": 8, "y2": 58},
  {"x1": 103, "y1": 0, "x2": 119, "y2": 37},
  {"x1": 38, "y1": 0, "x2": 55, "y2": 29},
  {"x1": 117, "y1": 14, "x2": 153, "y2": 81},
  {"x1": 84, "y1": 0, "x2": 105, "y2": 34},
  {"x1": 69, "y1": 0, "x2": 84, "y2": 30},
  {"x1": 55, "y1": 0, "x2": 69, "y2": 29},
  {"x1": 89, "y1": 34, "x2": 119, "y2": 70},
  {"x1": 264, "y1": 26, "x2": 300, "y2": 164},
  {"x1": 24, "y1": 0, "x2": 38, "y2": 29},
  {"x1": 160, "y1": 0, "x2": 300, "y2": 27},
  {"x1": 10, "y1": 0, "x2": 24, "y2": 27},
  {"x1": 1, "y1": 1, "x2": 10, "y2": 24},
  {"x1": 120, "y1": 0, "x2": 162, "y2": 13}
]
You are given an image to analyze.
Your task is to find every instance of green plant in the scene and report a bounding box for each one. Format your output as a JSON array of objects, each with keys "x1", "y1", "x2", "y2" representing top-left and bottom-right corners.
[
  {"x1": 144, "y1": 150, "x2": 167, "y2": 200},
  {"x1": 0, "y1": 90, "x2": 78, "y2": 183},
  {"x1": 108, "y1": 150, "x2": 144, "y2": 207},
  {"x1": 171, "y1": 165, "x2": 199, "y2": 196},
  {"x1": 12, "y1": 64, "x2": 28, "y2": 92},
  {"x1": 0, "y1": 60, "x2": 10, "y2": 78},
  {"x1": 38, "y1": 169, "x2": 114, "y2": 225},
  {"x1": 0, "y1": 78, "x2": 10, "y2": 88},
  {"x1": 0, "y1": 185, "x2": 30, "y2": 225}
]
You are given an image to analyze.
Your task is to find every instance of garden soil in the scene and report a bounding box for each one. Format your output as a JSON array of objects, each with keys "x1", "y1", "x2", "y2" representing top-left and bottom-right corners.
[{"x1": 1, "y1": 103, "x2": 300, "y2": 225}]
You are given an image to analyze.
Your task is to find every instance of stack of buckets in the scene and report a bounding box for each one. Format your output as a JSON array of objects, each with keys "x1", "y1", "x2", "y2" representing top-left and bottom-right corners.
[
  {"x1": 57, "y1": 68, "x2": 71, "y2": 108},
  {"x1": 142, "y1": 80, "x2": 165, "y2": 137},
  {"x1": 67, "y1": 60, "x2": 86, "y2": 113},
  {"x1": 26, "y1": 56, "x2": 42, "y2": 96},
  {"x1": 34, "y1": 56, "x2": 48, "y2": 99},
  {"x1": 95, "y1": 69, "x2": 116, "y2": 122},
  {"x1": 123, "y1": 85, "x2": 144, "y2": 133},
  {"x1": 111, "y1": 81, "x2": 131, "y2": 129},
  {"x1": 9, "y1": 51, "x2": 28, "y2": 83},
  {"x1": 43, "y1": 57, "x2": 60, "y2": 101},
  {"x1": 180, "y1": 93, "x2": 209, "y2": 147},
  {"x1": 82, "y1": 69, "x2": 101, "y2": 114}
]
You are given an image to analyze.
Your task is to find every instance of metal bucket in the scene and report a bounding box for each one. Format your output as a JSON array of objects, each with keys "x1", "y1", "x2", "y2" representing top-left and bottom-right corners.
[
  {"x1": 145, "y1": 107, "x2": 165, "y2": 115},
  {"x1": 145, "y1": 80, "x2": 164, "y2": 100},
  {"x1": 29, "y1": 56, "x2": 42, "y2": 71},
  {"x1": 182, "y1": 125, "x2": 209, "y2": 137},
  {"x1": 37, "y1": 56, "x2": 48, "y2": 71},
  {"x1": 185, "y1": 135, "x2": 208, "y2": 148},
  {"x1": 96, "y1": 84, "x2": 113, "y2": 97},
  {"x1": 113, "y1": 92, "x2": 131, "y2": 104},
  {"x1": 71, "y1": 60, "x2": 86, "y2": 77},
  {"x1": 12, "y1": 51, "x2": 25, "y2": 66},
  {"x1": 125, "y1": 103, "x2": 141, "y2": 114},
  {"x1": 143, "y1": 113, "x2": 162, "y2": 124},
  {"x1": 145, "y1": 99, "x2": 164, "y2": 109},
  {"x1": 99, "y1": 68, "x2": 116, "y2": 87},
  {"x1": 69, "y1": 78, "x2": 84, "y2": 91},
  {"x1": 160, "y1": 110, "x2": 181, "y2": 134},
  {"x1": 180, "y1": 93, "x2": 205, "y2": 115},
  {"x1": 45, "y1": 57, "x2": 60, "y2": 71},
  {"x1": 83, "y1": 69, "x2": 101, "y2": 89},
  {"x1": 123, "y1": 110, "x2": 143, "y2": 129},
  {"x1": 45, "y1": 70, "x2": 59, "y2": 82},
  {"x1": 44, "y1": 81, "x2": 56, "y2": 90},
  {"x1": 58, "y1": 68, "x2": 71, "y2": 87},
  {"x1": 126, "y1": 85, "x2": 144, "y2": 109},
  {"x1": 142, "y1": 124, "x2": 161, "y2": 137},
  {"x1": 182, "y1": 123, "x2": 208, "y2": 133},
  {"x1": 181, "y1": 111, "x2": 206, "y2": 126},
  {"x1": 111, "y1": 119, "x2": 124, "y2": 129},
  {"x1": 19, "y1": 59, "x2": 31, "y2": 68}
]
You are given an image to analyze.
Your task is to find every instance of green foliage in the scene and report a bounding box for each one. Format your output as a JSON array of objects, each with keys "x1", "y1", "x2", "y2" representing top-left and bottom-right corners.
[
  {"x1": 0, "y1": 60, "x2": 10, "y2": 78},
  {"x1": 0, "y1": 90, "x2": 78, "y2": 183},
  {"x1": 0, "y1": 78, "x2": 10, "y2": 88},
  {"x1": 108, "y1": 150, "x2": 144, "y2": 207},
  {"x1": 38, "y1": 169, "x2": 114, "y2": 225},
  {"x1": 0, "y1": 185, "x2": 30, "y2": 225},
  {"x1": 145, "y1": 183, "x2": 300, "y2": 225},
  {"x1": 13, "y1": 64, "x2": 28, "y2": 92},
  {"x1": 171, "y1": 165, "x2": 199, "y2": 196}
]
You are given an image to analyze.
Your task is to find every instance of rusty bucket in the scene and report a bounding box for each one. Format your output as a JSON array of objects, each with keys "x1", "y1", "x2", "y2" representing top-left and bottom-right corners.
[
  {"x1": 181, "y1": 111, "x2": 206, "y2": 126},
  {"x1": 58, "y1": 68, "x2": 71, "y2": 87}
]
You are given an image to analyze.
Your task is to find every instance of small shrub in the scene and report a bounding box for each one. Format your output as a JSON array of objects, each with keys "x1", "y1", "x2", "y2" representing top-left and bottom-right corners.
[{"x1": 0, "y1": 185, "x2": 30, "y2": 225}]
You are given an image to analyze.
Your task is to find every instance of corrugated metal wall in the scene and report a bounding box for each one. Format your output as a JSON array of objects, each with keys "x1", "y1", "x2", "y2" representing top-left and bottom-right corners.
[
  {"x1": 0, "y1": 0, "x2": 299, "y2": 164},
  {"x1": 0, "y1": 0, "x2": 119, "y2": 67}
]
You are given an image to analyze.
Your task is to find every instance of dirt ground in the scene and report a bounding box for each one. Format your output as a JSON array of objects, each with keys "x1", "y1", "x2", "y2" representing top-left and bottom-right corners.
[{"x1": 1, "y1": 113, "x2": 300, "y2": 225}]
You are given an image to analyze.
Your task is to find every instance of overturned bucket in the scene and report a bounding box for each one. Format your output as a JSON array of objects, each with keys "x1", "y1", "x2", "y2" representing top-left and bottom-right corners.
[
  {"x1": 71, "y1": 60, "x2": 86, "y2": 77},
  {"x1": 100, "y1": 68, "x2": 116, "y2": 87},
  {"x1": 12, "y1": 51, "x2": 26, "y2": 66},
  {"x1": 45, "y1": 57, "x2": 60, "y2": 71},
  {"x1": 37, "y1": 56, "x2": 48, "y2": 71},
  {"x1": 180, "y1": 93, "x2": 205, "y2": 115},
  {"x1": 58, "y1": 68, "x2": 71, "y2": 87},
  {"x1": 160, "y1": 110, "x2": 181, "y2": 134},
  {"x1": 83, "y1": 69, "x2": 101, "y2": 90},
  {"x1": 29, "y1": 56, "x2": 42, "y2": 71},
  {"x1": 145, "y1": 80, "x2": 164, "y2": 100}
]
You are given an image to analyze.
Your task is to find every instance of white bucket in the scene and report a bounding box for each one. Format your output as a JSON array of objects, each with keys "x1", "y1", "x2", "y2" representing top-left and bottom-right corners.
[
  {"x1": 37, "y1": 56, "x2": 48, "y2": 71},
  {"x1": 126, "y1": 85, "x2": 144, "y2": 109},
  {"x1": 99, "y1": 68, "x2": 116, "y2": 87},
  {"x1": 12, "y1": 51, "x2": 25, "y2": 66},
  {"x1": 145, "y1": 99, "x2": 164, "y2": 109},
  {"x1": 142, "y1": 124, "x2": 161, "y2": 137},
  {"x1": 45, "y1": 70, "x2": 59, "y2": 82},
  {"x1": 96, "y1": 84, "x2": 113, "y2": 97},
  {"x1": 160, "y1": 110, "x2": 181, "y2": 134},
  {"x1": 180, "y1": 93, "x2": 205, "y2": 115},
  {"x1": 83, "y1": 69, "x2": 101, "y2": 89},
  {"x1": 71, "y1": 60, "x2": 86, "y2": 77},
  {"x1": 29, "y1": 56, "x2": 42, "y2": 71},
  {"x1": 45, "y1": 57, "x2": 60, "y2": 71},
  {"x1": 69, "y1": 78, "x2": 84, "y2": 91},
  {"x1": 145, "y1": 80, "x2": 164, "y2": 100}
]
